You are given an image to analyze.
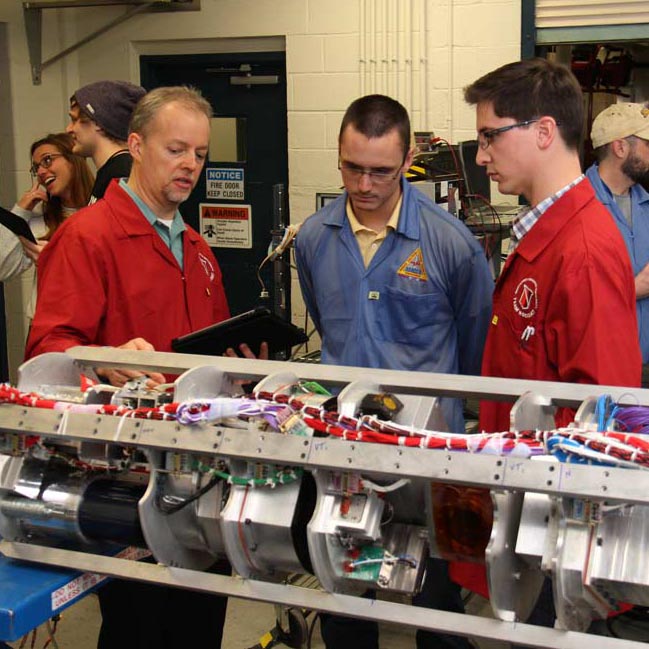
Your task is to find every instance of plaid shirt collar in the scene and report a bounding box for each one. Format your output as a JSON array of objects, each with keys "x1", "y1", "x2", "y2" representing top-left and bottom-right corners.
[{"x1": 509, "y1": 175, "x2": 585, "y2": 250}]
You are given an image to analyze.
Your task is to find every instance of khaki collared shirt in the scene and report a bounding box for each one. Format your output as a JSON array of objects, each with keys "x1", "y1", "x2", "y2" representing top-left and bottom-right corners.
[{"x1": 346, "y1": 196, "x2": 403, "y2": 267}]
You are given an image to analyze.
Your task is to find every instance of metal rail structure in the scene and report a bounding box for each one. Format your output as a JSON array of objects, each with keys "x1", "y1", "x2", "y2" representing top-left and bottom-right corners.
[
  {"x1": 23, "y1": 0, "x2": 200, "y2": 84},
  {"x1": 1, "y1": 347, "x2": 649, "y2": 648}
]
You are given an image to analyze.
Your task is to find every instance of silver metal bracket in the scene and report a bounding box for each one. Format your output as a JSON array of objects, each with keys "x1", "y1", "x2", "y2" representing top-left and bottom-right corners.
[{"x1": 22, "y1": 0, "x2": 201, "y2": 85}]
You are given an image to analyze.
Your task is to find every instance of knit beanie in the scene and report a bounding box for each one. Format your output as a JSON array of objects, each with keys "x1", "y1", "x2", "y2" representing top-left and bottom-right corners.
[{"x1": 72, "y1": 80, "x2": 146, "y2": 142}]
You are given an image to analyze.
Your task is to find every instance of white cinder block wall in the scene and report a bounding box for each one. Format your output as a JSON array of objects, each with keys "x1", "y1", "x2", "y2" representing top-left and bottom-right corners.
[{"x1": 0, "y1": 0, "x2": 521, "y2": 378}]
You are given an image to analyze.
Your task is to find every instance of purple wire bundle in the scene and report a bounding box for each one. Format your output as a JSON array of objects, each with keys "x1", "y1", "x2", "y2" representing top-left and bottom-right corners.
[
  {"x1": 175, "y1": 397, "x2": 288, "y2": 428},
  {"x1": 613, "y1": 406, "x2": 649, "y2": 435}
]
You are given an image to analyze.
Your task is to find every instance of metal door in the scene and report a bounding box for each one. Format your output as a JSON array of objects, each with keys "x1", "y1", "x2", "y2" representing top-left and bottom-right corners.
[{"x1": 140, "y1": 52, "x2": 289, "y2": 318}]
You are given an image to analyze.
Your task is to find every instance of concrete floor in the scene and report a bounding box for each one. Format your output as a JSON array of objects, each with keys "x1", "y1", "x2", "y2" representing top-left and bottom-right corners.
[{"x1": 5, "y1": 587, "x2": 508, "y2": 649}]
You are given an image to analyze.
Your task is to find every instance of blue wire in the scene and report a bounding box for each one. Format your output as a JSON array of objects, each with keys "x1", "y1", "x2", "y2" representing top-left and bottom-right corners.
[{"x1": 595, "y1": 394, "x2": 614, "y2": 431}]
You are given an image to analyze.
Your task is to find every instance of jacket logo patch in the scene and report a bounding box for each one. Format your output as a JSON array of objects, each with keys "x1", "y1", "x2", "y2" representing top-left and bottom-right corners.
[
  {"x1": 513, "y1": 277, "x2": 538, "y2": 319},
  {"x1": 397, "y1": 248, "x2": 428, "y2": 281},
  {"x1": 198, "y1": 252, "x2": 215, "y2": 282}
]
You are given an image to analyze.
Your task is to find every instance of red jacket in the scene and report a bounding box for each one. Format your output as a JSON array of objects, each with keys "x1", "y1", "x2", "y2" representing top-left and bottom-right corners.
[
  {"x1": 453, "y1": 179, "x2": 641, "y2": 598},
  {"x1": 26, "y1": 181, "x2": 230, "y2": 358},
  {"x1": 480, "y1": 178, "x2": 641, "y2": 432}
]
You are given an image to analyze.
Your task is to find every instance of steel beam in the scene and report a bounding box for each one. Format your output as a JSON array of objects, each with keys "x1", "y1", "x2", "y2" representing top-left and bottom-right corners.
[
  {"x1": 0, "y1": 405, "x2": 648, "y2": 505},
  {"x1": 1, "y1": 542, "x2": 643, "y2": 649},
  {"x1": 67, "y1": 346, "x2": 649, "y2": 407}
]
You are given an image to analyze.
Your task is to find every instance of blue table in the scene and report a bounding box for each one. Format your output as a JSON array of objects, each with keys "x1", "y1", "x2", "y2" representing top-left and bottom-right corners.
[{"x1": 0, "y1": 553, "x2": 103, "y2": 641}]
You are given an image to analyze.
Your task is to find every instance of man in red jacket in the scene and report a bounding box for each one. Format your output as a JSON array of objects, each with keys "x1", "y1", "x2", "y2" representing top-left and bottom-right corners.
[
  {"x1": 26, "y1": 85, "x2": 231, "y2": 649},
  {"x1": 27, "y1": 86, "x2": 230, "y2": 386},
  {"x1": 465, "y1": 58, "x2": 641, "y2": 431},
  {"x1": 458, "y1": 58, "x2": 642, "y2": 635}
]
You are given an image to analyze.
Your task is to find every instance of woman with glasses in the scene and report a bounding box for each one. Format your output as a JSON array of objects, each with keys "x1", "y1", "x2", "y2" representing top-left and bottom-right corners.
[{"x1": 0, "y1": 132, "x2": 94, "y2": 318}]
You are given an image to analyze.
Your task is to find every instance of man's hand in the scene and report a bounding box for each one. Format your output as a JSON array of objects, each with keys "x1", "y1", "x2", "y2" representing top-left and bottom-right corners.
[
  {"x1": 95, "y1": 337, "x2": 166, "y2": 388},
  {"x1": 17, "y1": 179, "x2": 48, "y2": 211},
  {"x1": 19, "y1": 237, "x2": 47, "y2": 265},
  {"x1": 224, "y1": 342, "x2": 269, "y2": 360},
  {"x1": 636, "y1": 262, "x2": 649, "y2": 299}
]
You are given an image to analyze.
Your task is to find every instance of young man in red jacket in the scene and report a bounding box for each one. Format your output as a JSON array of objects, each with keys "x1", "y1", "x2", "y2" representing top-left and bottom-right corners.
[
  {"x1": 465, "y1": 58, "x2": 641, "y2": 431},
  {"x1": 458, "y1": 58, "x2": 642, "y2": 633},
  {"x1": 26, "y1": 86, "x2": 231, "y2": 649}
]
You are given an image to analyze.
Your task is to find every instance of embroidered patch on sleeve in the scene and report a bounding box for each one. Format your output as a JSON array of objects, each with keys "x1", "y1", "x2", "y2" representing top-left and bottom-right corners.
[{"x1": 397, "y1": 248, "x2": 428, "y2": 281}]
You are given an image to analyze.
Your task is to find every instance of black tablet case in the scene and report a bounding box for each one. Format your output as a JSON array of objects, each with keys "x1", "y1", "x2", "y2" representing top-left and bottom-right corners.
[
  {"x1": 171, "y1": 307, "x2": 308, "y2": 357},
  {"x1": 0, "y1": 206, "x2": 37, "y2": 243}
]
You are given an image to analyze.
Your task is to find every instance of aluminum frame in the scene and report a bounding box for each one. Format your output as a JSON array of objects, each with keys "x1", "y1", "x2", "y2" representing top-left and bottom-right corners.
[
  {"x1": 4, "y1": 349, "x2": 649, "y2": 647},
  {"x1": 1, "y1": 541, "x2": 645, "y2": 649}
]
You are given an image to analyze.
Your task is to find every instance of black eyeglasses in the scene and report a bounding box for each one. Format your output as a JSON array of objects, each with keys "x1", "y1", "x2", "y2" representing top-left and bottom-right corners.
[
  {"x1": 30, "y1": 153, "x2": 66, "y2": 176},
  {"x1": 338, "y1": 155, "x2": 406, "y2": 184},
  {"x1": 477, "y1": 119, "x2": 541, "y2": 150}
]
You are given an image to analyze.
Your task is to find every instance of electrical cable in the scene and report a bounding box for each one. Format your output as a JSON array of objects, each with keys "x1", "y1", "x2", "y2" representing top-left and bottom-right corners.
[
  {"x1": 200, "y1": 464, "x2": 302, "y2": 488},
  {"x1": 360, "y1": 477, "x2": 410, "y2": 493},
  {"x1": 256, "y1": 224, "x2": 301, "y2": 297},
  {"x1": 237, "y1": 485, "x2": 257, "y2": 570},
  {"x1": 11, "y1": 379, "x2": 649, "y2": 467},
  {"x1": 380, "y1": 501, "x2": 394, "y2": 526},
  {"x1": 157, "y1": 474, "x2": 222, "y2": 515},
  {"x1": 462, "y1": 193, "x2": 502, "y2": 254}
]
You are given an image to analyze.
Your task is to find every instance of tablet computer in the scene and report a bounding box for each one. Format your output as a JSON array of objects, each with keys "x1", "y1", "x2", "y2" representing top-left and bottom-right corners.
[
  {"x1": 171, "y1": 307, "x2": 309, "y2": 357},
  {"x1": 0, "y1": 205, "x2": 37, "y2": 243}
]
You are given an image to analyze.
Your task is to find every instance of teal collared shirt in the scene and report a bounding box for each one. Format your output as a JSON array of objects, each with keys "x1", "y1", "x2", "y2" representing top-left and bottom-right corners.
[{"x1": 119, "y1": 179, "x2": 186, "y2": 268}]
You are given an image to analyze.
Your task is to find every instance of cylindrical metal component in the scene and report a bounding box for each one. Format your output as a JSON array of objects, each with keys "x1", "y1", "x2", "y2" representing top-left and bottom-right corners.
[
  {"x1": 79, "y1": 479, "x2": 146, "y2": 547},
  {"x1": 0, "y1": 481, "x2": 85, "y2": 542},
  {"x1": 1, "y1": 496, "x2": 55, "y2": 519}
]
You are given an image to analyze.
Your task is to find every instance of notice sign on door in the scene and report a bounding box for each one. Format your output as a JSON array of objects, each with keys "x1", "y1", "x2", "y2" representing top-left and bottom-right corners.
[
  {"x1": 205, "y1": 168, "x2": 245, "y2": 200},
  {"x1": 200, "y1": 203, "x2": 252, "y2": 249}
]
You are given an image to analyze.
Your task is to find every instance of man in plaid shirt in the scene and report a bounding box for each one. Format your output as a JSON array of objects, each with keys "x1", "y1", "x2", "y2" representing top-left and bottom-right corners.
[
  {"x1": 464, "y1": 58, "x2": 641, "y2": 433},
  {"x1": 454, "y1": 57, "x2": 642, "y2": 636}
]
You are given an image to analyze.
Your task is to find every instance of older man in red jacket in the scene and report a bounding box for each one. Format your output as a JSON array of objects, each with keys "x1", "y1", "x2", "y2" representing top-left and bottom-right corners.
[
  {"x1": 26, "y1": 86, "x2": 230, "y2": 387},
  {"x1": 26, "y1": 86, "x2": 232, "y2": 649}
]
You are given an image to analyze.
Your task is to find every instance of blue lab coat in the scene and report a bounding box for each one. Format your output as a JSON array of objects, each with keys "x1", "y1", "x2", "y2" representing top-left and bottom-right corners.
[{"x1": 295, "y1": 178, "x2": 494, "y2": 433}]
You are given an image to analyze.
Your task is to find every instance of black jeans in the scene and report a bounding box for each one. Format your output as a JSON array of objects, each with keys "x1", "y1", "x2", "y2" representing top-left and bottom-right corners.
[
  {"x1": 320, "y1": 558, "x2": 473, "y2": 649},
  {"x1": 97, "y1": 560, "x2": 230, "y2": 649}
]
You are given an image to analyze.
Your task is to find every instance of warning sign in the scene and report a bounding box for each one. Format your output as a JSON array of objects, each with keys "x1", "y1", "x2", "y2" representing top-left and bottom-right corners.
[
  {"x1": 51, "y1": 546, "x2": 151, "y2": 610},
  {"x1": 206, "y1": 167, "x2": 245, "y2": 200},
  {"x1": 200, "y1": 203, "x2": 252, "y2": 249}
]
